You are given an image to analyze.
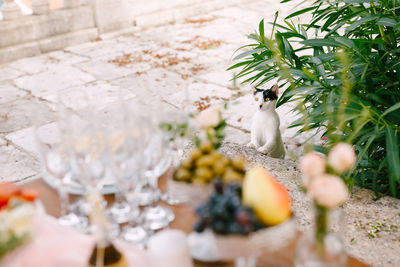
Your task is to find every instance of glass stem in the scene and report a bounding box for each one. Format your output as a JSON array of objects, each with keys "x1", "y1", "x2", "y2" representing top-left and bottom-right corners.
[
  {"x1": 149, "y1": 174, "x2": 160, "y2": 206},
  {"x1": 59, "y1": 180, "x2": 70, "y2": 217},
  {"x1": 315, "y1": 204, "x2": 328, "y2": 256},
  {"x1": 115, "y1": 187, "x2": 124, "y2": 204}
]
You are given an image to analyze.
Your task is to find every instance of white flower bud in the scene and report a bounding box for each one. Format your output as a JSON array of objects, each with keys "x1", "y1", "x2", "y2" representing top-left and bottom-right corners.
[
  {"x1": 299, "y1": 152, "x2": 326, "y2": 185},
  {"x1": 308, "y1": 174, "x2": 349, "y2": 208},
  {"x1": 194, "y1": 106, "x2": 221, "y2": 129},
  {"x1": 328, "y1": 142, "x2": 356, "y2": 173}
]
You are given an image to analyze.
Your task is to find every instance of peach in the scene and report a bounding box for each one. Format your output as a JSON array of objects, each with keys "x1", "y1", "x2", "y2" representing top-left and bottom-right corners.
[{"x1": 243, "y1": 167, "x2": 291, "y2": 226}]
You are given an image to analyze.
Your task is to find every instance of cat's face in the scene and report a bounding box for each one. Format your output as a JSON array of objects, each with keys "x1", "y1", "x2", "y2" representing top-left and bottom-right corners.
[{"x1": 252, "y1": 84, "x2": 278, "y2": 111}]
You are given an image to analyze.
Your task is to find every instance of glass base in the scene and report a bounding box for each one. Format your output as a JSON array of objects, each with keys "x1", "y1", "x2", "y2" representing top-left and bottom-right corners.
[
  {"x1": 295, "y1": 232, "x2": 347, "y2": 267},
  {"x1": 121, "y1": 226, "x2": 149, "y2": 249},
  {"x1": 107, "y1": 201, "x2": 132, "y2": 224},
  {"x1": 137, "y1": 186, "x2": 155, "y2": 206},
  {"x1": 58, "y1": 213, "x2": 88, "y2": 232},
  {"x1": 142, "y1": 205, "x2": 175, "y2": 230},
  {"x1": 161, "y1": 192, "x2": 182, "y2": 205}
]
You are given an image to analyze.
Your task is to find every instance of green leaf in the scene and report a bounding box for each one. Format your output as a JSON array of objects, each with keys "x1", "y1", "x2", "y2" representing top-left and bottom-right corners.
[
  {"x1": 344, "y1": 0, "x2": 375, "y2": 3},
  {"x1": 278, "y1": 32, "x2": 307, "y2": 40},
  {"x1": 382, "y1": 102, "x2": 400, "y2": 117},
  {"x1": 233, "y1": 48, "x2": 266, "y2": 60},
  {"x1": 259, "y1": 19, "x2": 265, "y2": 44},
  {"x1": 385, "y1": 126, "x2": 400, "y2": 196},
  {"x1": 332, "y1": 36, "x2": 356, "y2": 49},
  {"x1": 346, "y1": 15, "x2": 379, "y2": 32},
  {"x1": 311, "y1": 56, "x2": 326, "y2": 77},
  {"x1": 285, "y1": 6, "x2": 317, "y2": 19},
  {"x1": 301, "y1": 38, "x2": 339, "y2": 47},
  {"x1": 226, "y1": 60, "x2": 254, "y2": 71},
  {"x1": 377, "y1": 17, "x2": 397, "y2": 27},
  {"x1": 301, "y1": 67, "x2": 319, "y2": 82}
]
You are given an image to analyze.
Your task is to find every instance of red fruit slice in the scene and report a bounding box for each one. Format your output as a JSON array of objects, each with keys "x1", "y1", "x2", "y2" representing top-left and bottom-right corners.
[
  {"x1": 0, "y1": 183, "x2": 22, "y2": 208},
  {"x1": 20, "y1": 189, "x2": 39, "y2": 202}
]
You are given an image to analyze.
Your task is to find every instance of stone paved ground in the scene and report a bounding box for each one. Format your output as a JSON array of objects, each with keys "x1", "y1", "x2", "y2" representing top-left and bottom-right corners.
[{"x1": 0, "y1": 1, "x2": 399, "y2": 266}]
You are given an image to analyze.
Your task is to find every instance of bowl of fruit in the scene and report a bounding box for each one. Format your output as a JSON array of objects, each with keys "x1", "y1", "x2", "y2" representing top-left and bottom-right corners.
[
  {"x1": 170, "y1": 143, "x2": 246, "y2": 205},
  {"x1": 187, "y1": 167, "x2": 296, "y2": 263}
]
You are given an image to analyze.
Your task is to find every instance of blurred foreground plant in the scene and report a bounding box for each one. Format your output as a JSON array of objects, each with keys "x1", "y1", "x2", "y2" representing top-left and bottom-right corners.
[{"x1": 229, "y1": 0, "x2": 400, "y2": 197}]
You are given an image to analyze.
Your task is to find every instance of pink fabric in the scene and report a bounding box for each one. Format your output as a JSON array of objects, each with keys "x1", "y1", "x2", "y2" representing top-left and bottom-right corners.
[{"x1": 2, "y1": 215, "x2": 150, "y2": 267}]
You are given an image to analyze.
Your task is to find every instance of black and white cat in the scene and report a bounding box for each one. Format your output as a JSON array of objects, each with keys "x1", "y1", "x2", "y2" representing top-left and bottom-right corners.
[{"x1": 247, "y1": 84, "x2": 285, "y2": 159}]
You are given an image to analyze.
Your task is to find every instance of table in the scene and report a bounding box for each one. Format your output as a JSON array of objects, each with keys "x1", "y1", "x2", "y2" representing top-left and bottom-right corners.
[{"x1": 23, "y1": 177, "x2": 372, "y2": 267}]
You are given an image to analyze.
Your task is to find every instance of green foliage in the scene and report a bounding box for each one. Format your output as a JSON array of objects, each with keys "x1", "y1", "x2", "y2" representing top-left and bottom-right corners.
[
  {"x1": 0, "y1": 235, "x2": 28, "y2": 259},
  {"x1": 229, "y1": 0, "x2": 400, "y2": 197}
]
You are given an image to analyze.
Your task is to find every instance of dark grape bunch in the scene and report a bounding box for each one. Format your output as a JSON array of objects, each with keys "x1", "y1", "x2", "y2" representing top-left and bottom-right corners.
[{"x1": 194, "y1": 180, "x2": 265, "y2": 235}]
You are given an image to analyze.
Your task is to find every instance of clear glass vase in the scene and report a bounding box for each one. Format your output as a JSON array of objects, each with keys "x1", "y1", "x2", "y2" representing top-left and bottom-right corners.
[{"x1": 295, "y1": 206, "x2": 347, "y2": 267}]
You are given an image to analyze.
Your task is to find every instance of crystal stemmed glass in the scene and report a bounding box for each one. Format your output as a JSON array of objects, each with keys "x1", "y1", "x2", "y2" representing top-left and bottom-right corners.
[
  {"x1": 119, "y1": 147, "x2": 149, "y2": 249},
  {"x1": 116, "y1": 105, "x2": 154, "y2": 247},
  {"x1": 158, "y1": 109, "x2": 190, "y2": 205},
  {"x1": 141, "y1": 130, "x2": 175, "y2": 231},
  {"x1": 58, "y1": 90, "x2": 111, "y2": 232},
  {"x1": 96, "y1": 105, "x2": 134, "y2": 224},
  {"x1": 34, "y1": 123, "x2": 88, "y2": 230}
]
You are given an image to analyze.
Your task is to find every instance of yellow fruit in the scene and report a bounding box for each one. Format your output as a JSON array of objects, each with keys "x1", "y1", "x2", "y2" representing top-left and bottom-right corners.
[
  {"x1": 190, "y1": 149, "x2": 202, "y2": 161},
  {"x1": 223, "y1": 167, "x2": 243, "y2": 182},
  {"x1": 195, "y1": 167, "x2": 213, "y2": 181},
  {"x1": 200, "y1": 142, "x2": 213, "y2": 154},
  {"x1": 196, "y1": 155, "x2": 215, "y2": 167},
  {"x1": 192, "y1": 177, "x2": 207, "y2": 185},
  {"x1": 181, "y1": 159, "x2": 193, "y2": 169},
  {"x1": 210, "y1": 150, "x2": 223, "y2": 160},
  {"x1": 213, "y1": 156, "x2": 230, "y2": 176},
  {"x1": 242, "y1": 167, "x2": 291, "y2": 226},
  {"x1": 231, "y1": 157, "x2": 245, "y2": 172},
  {"x1": 174, "y1": 168, "x2": 191, "y2": 181}
]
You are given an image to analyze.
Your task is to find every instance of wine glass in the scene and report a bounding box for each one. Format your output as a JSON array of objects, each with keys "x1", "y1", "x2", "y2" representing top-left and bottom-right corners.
[
  {"x1": 158, "y1": 109, "x2": 191, "y2": 205},
  {"x1": 34, "y1": 123, "x2": 88, "y2": 230},
  {"x1": 141, "y1": 129, "x2": 175, "y2": 231},
  {"x1": 118, "y1": 105, "x2": 154, "y2": 248},
  {"x1": 97, "y1": 105, "x2": 135, "y2": 224}
]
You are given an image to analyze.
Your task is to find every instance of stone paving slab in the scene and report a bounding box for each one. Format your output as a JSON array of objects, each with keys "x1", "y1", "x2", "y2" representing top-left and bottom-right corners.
[
  {"x1": 0, "y1": 1, "x2": 399, "y2": 266},
  {"x1": 0, "y1": 81, "x2": 27, "y2": 104}
]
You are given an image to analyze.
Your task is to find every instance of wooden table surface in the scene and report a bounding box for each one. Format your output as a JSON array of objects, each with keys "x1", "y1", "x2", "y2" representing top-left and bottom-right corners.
[{"x1": 23, "y1": 177, "x2": 372, "y2": 267}]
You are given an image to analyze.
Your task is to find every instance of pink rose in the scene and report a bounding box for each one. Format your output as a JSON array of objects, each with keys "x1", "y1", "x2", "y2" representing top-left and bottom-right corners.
[
  {"x1": 194, "y1": 106, "x2": 221, "y2": 129},
  {"x1": 308, "y1": 174, "x2": 349, "y2": 208},
  {"x1": 299, "y1": 152, "x2": 326, "y2": 185},
  {"x1": 328, "y1": 143, "x2": 356, "y2": 173}
]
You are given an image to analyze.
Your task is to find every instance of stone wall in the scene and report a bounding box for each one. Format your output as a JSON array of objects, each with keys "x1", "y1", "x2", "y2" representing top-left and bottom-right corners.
[{"x1": 0, "y1": 0, "x2": 252, "y2": 64}]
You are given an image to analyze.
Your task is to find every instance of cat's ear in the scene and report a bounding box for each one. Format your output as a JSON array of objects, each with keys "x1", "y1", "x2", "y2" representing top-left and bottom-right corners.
[
  {"x1": 272, "y1": 84, "x2": 279, "y2": 96},
  {"x1": 252, "y1": 86, "x2": 258, "y2": 95},
  {"x1": 252, "y1": 86, "x2": 263, "y2": 95}
]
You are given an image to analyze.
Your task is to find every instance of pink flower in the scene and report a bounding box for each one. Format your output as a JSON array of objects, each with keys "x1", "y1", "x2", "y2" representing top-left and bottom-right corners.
[
  {"x1": 299, "y1": 152, "x2": 326, "y2": 184},
  {"x1": 308, "y1": 174, "x2": 349, "y2": 208},
  {"x1": 328, "y1": 143, "x2": 356, "y2": 173},
  {"x1": 194, "y1": 106, "x2": 221, "y2": 129}
]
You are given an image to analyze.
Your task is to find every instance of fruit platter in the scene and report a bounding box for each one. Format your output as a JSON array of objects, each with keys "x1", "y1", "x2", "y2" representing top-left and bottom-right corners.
[
  {"x1": 170, "y1": 142, "x2": 246, "y2": 205},
  {"x1": 187, "y1": 166, "x2": 296, "y2": 262}
]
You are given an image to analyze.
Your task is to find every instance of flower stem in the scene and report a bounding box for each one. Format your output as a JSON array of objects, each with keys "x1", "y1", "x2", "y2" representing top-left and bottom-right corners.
[{"x1": 315, "y1": 204, "x2": 328, "y2": 256}]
